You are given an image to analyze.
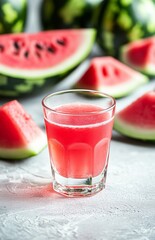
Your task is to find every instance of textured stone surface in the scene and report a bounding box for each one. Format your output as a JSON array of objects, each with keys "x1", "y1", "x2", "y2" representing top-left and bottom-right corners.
[{"x1": 0, "y1": 64, "x2": 155, "y2": 239}]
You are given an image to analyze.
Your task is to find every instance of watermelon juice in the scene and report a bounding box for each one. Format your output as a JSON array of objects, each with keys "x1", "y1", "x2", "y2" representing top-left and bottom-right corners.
[{"x1": 42, "y1": 90, "x2": 115, "y2": 197}]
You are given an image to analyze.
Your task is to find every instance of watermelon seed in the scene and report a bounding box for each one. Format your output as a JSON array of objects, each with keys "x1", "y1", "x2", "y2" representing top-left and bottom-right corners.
[
  {"x1": 24, "y1": 51, "x2": 29, "y2": 58},
  {"x1": 35, "y1": 43, "x2": 44, "y2": 50},
  {"x1": 47, "y1": 46, "x2": 56, "y2": 53},
  {"x1": 0, "y1": 44, "x2": 4, "y2": 52},
  {"x1": 102, "y1": 67, "x2": 108, "y2": 76},
  {"x1": 56, "y1": 39, "x2": 66, "y2": 46},
  {"x1": 14, "y1": 41, "x2": 20, "y2": 50}
]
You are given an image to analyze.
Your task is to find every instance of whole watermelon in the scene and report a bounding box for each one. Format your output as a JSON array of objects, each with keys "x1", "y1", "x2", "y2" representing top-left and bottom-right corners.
[
  {"x1": 0, "y1": 0, "x2": 27, "y2": 34},
  {"x1": 41, "y1": 0, "x2": 103, "y2": 29},
  {"x1": 97, "y1": 0, "x2": 155, "y2": 56}
]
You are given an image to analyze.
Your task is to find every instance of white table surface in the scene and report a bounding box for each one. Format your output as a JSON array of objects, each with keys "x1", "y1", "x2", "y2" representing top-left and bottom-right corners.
[{"x1": 0, "y1": 1, "x2": 155, "y2": 239}]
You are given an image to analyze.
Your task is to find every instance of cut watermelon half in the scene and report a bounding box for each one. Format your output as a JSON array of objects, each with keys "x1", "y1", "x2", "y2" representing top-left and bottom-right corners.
[
  {"x1": 0, "y1": 29, "x2": 96, "y2": 79},
  {"x1": 120, "y1": 37, "x2": 155, "y2": 76},
  {"x1": 114, "y1": 90, "x2": 155, "y2": 141},
  {"x1": 74, "y1": 57, "x2": 148, "y2": 98},
  {"x1": 0, "y1": 100, "x2": 47, "y2": 159}
]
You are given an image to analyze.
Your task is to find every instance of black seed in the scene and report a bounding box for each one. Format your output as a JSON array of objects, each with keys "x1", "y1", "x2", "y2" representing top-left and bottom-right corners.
[
  {"x1": 14, "y1": 41, "x2": 20, "y2": 50},
  {"x1": 56, "y1": 39, "x2": 66, "y2": 46},
  {"x1": 24, "y1": 51, "x2": 29, "y2": 58},
  {"x1": 35, "y1": 43, "x2": 43, "y2": 50},
  {"x1": 0, "y1": 44, "x2": 4, "y2": 52},
  {"x1": 47, "y1": 46, "x2": 56, "y2": 53}
]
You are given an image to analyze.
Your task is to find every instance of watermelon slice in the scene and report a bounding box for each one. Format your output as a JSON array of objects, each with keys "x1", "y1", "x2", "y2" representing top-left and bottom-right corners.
[
  {"x1": 74, "y1": 57, "x2": 148, "y2": 98},
  {"x1": 0, "y1": 100, "x2": 47, "y2": 159},
  {"x1": 0, "y1": 29, "x2": 96, "y2": 97},
  {"x1": 120, "y1": 37, "x2": 155, "y2": 76},
  {"x1": 114, "y1": 90, "x2": 155, "y2": 141}
]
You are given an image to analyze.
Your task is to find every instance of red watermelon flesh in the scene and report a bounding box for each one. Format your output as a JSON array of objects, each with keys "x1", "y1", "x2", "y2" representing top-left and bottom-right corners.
[
  {"x1": 120, "y1": 37, "x2": 155, "y2": 75},
  {"x1": 125, "y1": 40, "x2": 155, "y2": 67},
  {"x1": 77, "y1": 57, "x2": 130, "y2": 87},
  {"x1": 0, "y1": 100, "x2": 47, "y2": 159},
  {"x1": 114, "y1": 90, "x2": 155, "y2": 140},
  {"x1": 0, "y1": 29, "x2": 95, "y2": 70},
  {"x1": 117, "y1": 91, "x2": 155, "y2": 128},
  {"x1": 75, "y1": 57, "x2": 148, "y2": 98}
]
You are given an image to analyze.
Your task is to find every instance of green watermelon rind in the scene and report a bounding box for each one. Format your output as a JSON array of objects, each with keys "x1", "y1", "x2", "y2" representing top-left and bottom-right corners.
[
  {"x1": 97, "y1": 0, "x2": 155, "y2": 56},
  {"x1": 114, "y1": 117, "x2": 155, "y2": 141},
  {"x1": 0, "y1": 29, "x2": 96, "y2": 79},
  {"x1": 0, "y1": 132, "x2": 47, "y2": 160},
  {"x1": 0, "y1": 74, "x2": 62, "y2": 97},
  {"x1": 120, "y1": 46, "x2": 155, "y2": 77},
  {"x1": 98, "y1": 74, "x2": 148, "y2": 98},
  {"x1": 0, "y1": 0, "x2": 27, "y2": 34}
]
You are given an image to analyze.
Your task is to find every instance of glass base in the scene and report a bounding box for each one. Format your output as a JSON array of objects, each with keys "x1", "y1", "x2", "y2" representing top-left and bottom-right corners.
[{"x1": 52, "y1": 169, "x2": 107, "y2": 197}]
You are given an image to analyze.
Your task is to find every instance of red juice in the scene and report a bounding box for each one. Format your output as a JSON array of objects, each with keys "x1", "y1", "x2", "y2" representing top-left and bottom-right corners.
[{"x1": 44, "y1": 103, "x2": 114, "y2": 179}]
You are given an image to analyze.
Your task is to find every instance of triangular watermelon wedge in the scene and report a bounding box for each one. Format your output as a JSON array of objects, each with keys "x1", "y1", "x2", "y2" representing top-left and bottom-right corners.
[
  {"x1": 0, "y1": 100, "x2": 47, "y2": 159},
  {"x1": 120, "y1": 37, "x2": 155, "y2": 76},
  {"x1": 114, "y1": 90, "x2": 155, "y2": 140},
  {"x1": 74, "y1": 57, "x2": 148, "y2": 98}
]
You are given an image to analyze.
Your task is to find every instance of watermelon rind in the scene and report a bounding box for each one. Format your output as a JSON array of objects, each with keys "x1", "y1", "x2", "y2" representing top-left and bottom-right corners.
[
  {"x1": 41, "y1": 0, "x2": 103, "y2": 30},
  {"x1": 97, "y1": 0, "x2": 155, "y2": 56},
  {"x1": 96, "y1": 74, "x2": 148, "y2": 98},
  {"x1": 0, "y1": 132, "x2": 47, "y2": 160},
  {"x1": 0, "y1": 75, "x2": 54, "y2": 97},
  {"x1": 114, "y1": 117, "x2": 155, "y2": 141},
  {"x1": 0, "y1": 0, "x2": 27, "y2": 34},
  {"x1": 0, "y1": 29, "x2": 96, "y2": 79}
]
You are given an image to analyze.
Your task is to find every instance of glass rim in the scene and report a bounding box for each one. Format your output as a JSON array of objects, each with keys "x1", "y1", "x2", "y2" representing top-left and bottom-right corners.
[{"x1": 42, "y1": 89, "x2": 116, "y2": 116}]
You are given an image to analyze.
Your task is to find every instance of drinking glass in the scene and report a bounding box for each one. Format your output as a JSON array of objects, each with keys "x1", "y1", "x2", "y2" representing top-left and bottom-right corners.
[{"x1": 42, "y1": 89, "x2": 116, "y2": 197}]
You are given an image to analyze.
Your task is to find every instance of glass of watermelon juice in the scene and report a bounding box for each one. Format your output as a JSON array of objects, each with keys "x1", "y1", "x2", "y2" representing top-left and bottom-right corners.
[{"x1": 42, "y1": 89, "x2": 115, "y2": 197}]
